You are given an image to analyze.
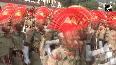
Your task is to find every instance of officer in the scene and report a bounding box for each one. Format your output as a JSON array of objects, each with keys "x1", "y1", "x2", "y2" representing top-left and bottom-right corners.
[
  {"x1": 0, "y1": 3, "x2": 15, "y2": 65},
  {"x1": 11, "y1": 5, "x2": 27, "y2": 65}
]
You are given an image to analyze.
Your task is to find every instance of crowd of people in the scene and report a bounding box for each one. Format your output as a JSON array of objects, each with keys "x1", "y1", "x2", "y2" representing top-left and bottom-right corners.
[{"x1": 0, "y1": 3, "x2": 116, "y2": 65}]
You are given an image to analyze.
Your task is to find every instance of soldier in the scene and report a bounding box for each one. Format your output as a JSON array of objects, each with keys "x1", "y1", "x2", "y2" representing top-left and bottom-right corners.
[
  {"x1": 0, "y1": 3, "x2": 15, "y2": 65},
  {"x1": 42, "y1": 29, "x2": 60, "y2": 65},
  {"x1": 104, "y1": 18, "x2": 116, "y2": 65},
  {"x1": 11, "y1": 5, "x2": 27, "y2": 65},
  {"x1": 25, "y1": 14, "x2": 46, "y2": 65},
  {"x1": 47, "y1": 7, "x2": 91, "y2": 65},
  {"x1": 96, "y1": 20, "x2": 107, "y2": 54}
]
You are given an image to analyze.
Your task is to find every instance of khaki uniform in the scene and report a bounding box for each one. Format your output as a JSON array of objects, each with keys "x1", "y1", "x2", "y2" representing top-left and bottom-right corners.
[
  {"x1": 47, "y1": 46, "x2": 80, "y2": 65},
  {"x1": 97, "y1": 25, "x2": 106, "y2": 41},
  {"x1": 107, "y1": 30, "x2": 116, "y2": 50},
  {"x1": 104, "y1": 27, "x2": 110, "y2": 43},
  {"x1": 42, "y1": 30, "x2": 60, "y2": 65},
  {"x1": 25, "y1": 28, "x2": 43, "y2": 65},
  {"x1": 11, "y1": 31, "x2": 25, "y2": 65},
  {"x1": 0, "y1": 32, "x2": 14, "y2": 65}
]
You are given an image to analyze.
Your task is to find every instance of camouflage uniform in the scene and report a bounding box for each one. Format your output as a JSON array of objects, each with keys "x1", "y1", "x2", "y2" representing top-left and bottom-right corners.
[
  {"x1": 97, "y1": 24, "x2": 106, "y2": 41},
  {"x1": 47, "y1": 46, "x2": 80, "y2": 65},
  {"x1": 107, "y1": 30, "x2": 116, "y2": 51}
]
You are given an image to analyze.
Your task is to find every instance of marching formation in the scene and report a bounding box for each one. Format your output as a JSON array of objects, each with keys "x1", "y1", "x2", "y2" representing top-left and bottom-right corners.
[{"x1": 0, "y1": 3, "x2": 116, "y2": 65}]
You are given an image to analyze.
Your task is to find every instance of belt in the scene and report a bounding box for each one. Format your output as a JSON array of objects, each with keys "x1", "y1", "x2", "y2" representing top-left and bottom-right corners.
[
  {"x1": 12, "y1": 50, "x2": 23, "y2": 57},
  {"x1": 0, "y1": 55, "x2": 11, "y2": 64}
]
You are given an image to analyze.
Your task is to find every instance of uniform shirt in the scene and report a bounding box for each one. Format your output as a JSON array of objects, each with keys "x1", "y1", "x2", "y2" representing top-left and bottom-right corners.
[
  {"x1": 45, "y1": 30, "x2": 60, "y2": 50},
  {"x1": 11, "y1": 31, "x2": 25, "y2": 50},
  {"x1": 45, "y1": 30, "x2": 59, "y2": 41},
  {"x1": 107, "y1": 30, "x2": 116, "y2": 50},
  {"x1": 97, "y1": 25, "x2": 106, "y2": 40},
  {"x1": 104, "y1": 27, "x2": 110, "y2": 42},
  {"x1": 0, "y1": 32, "x2": 14, "y2": 56},
  {"x1": 25, "y1": 28, "x2": 43, "y2": 48},
  {"x1": 47, "y1": 46, "x2": 80, "y2": 65},
  {"x1": 86, "y1": 28, "x2": 95, "y2": 44}
]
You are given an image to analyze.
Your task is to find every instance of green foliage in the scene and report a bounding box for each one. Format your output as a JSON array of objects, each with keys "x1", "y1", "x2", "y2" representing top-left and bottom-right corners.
[
  {"x1": 57, "y1": 0, "x2": 98, "y2": 10},
  {"x1": 113, "y1": 4, "x2": 116, "y2": 11},
  {"x1": 57, "y1": 0, "x2": 78, "y2": 7},
  {"x1": 81, "y1": 0, "x2": 99, "y2": 10}
]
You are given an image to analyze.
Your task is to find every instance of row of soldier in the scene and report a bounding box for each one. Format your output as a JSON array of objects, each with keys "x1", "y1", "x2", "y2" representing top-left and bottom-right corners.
[{"x1": 0, "y1": 3, "x2": 116, "y2": 65}]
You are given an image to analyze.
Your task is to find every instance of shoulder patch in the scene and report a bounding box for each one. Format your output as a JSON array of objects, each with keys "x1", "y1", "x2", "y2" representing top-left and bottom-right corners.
[{"x1": 50, "y1": 54, "x2": 62, "y2": 61}]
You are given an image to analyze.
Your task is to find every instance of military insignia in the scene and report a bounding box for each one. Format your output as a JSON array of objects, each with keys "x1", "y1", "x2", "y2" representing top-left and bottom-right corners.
[
  {"x1": 64, "y1": 17, "x2": 77, "y2": 25},
  {"x1": 113, "y1": 16, "x2": 116, "y2": 20},
  {"x1": 15, "y1": 12, "x2": 21, "y2": 16},
  {"x1": 3, "y1": 12, "x2": 8, "y2": 15},
  {"x1": 95, "y1": 16, "x2": 98, "y2": 19},
  {"x1": 40, "y1": 13, "x2": 44, "y2": 17}
]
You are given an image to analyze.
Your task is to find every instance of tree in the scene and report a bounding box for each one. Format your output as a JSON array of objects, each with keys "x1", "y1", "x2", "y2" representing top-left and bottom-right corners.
[
  {"x1": 113, "y1": 4, "x2": 116, "y2": 11},
  {"x1": 81, "y1": 0, "x2": 99, "y2": 10},
  {"x1": 57, "y1": 0, "x2": 79, "y2": 7}
]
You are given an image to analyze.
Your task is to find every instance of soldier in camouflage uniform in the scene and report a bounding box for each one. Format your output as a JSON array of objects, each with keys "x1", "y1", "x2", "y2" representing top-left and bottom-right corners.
[
  {"x1": 11, "y1": 5, "x2": 27, "y2": 65},
  {"x1": 105, "y1": 20, "x2": 116, "y2": 65},
  {"x1": 47, "y1": 7, "x2": 91, "y2": 65},
  {"x1": 0, "y1": 3, "x2": 15, "y2": 65},
  {"x1": 47, "y1": 26, "x2": 82, "y2": 65}
]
